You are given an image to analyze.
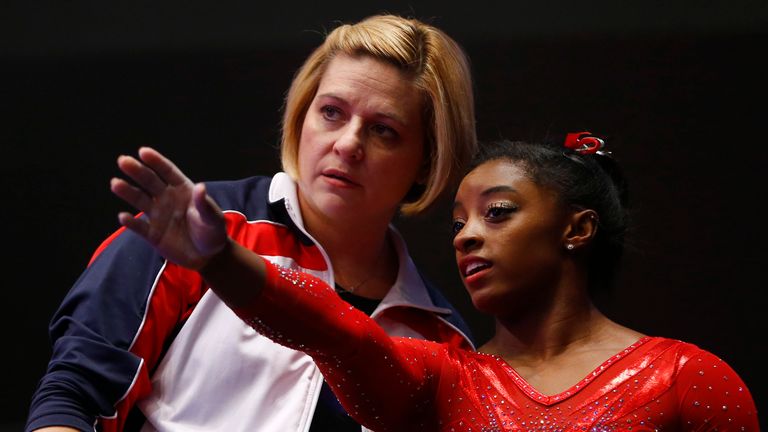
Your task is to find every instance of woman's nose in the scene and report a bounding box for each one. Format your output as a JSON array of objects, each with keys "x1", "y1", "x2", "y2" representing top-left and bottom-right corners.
[
  {"x1": 333, "y1": 120, "x2": 365, "y2": 161},
  {"x1": 453, "y1": 223, "x2": 482, "y2": 253}
]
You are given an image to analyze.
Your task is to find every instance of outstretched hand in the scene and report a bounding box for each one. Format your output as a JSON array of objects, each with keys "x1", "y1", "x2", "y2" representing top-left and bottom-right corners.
[{"x1": 110, "y1": 147, "x2": 228, "y2": 270}]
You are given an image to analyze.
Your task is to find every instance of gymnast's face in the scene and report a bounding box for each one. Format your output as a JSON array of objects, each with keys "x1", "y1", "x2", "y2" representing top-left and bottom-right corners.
[{"x1": 451, "y1": 159, "x2": 572, "y2": 315}]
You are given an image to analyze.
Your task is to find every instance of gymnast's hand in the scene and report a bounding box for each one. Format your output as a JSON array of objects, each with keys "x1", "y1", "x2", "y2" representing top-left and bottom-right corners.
[{"x1": 110, "y1": 147, "x2": 228, "y2": 270}]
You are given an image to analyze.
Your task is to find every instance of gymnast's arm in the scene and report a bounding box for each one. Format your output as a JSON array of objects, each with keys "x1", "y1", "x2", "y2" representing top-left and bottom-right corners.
[{"x1": 111, "y1": 147, "x2": 444, "y2": 430}]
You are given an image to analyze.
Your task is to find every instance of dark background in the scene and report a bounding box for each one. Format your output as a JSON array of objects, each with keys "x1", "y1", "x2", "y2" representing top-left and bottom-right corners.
[{"x1": 2, "y1": 2, "x2": 766, "y2": 430}]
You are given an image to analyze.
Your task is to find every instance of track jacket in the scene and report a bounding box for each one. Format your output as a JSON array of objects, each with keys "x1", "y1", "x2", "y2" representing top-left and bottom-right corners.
[{"x1": 26, "y1": 173, "x2": 474, "y2": 432}]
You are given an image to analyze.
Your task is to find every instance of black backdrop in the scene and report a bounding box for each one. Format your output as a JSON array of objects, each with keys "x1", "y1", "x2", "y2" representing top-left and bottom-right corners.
[{"x1": 2, "y1": 2, "x2": 766, "y2": 430}]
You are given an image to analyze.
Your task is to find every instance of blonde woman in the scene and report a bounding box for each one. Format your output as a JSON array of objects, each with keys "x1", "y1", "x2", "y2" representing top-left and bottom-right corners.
[{"x1": 28, "y1": 14, "x2": 477, "y2": 432}]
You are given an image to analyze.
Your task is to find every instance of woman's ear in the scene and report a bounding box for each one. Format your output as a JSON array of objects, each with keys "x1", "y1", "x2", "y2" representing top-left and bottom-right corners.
[{"x1": 563, "y1": 209, "x2": 599, "y2": 250}]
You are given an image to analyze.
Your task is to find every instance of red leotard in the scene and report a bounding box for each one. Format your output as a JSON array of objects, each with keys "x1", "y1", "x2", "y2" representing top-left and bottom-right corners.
[{"x1": 233, "y1": 260, "x2": 759, "y2": 432}]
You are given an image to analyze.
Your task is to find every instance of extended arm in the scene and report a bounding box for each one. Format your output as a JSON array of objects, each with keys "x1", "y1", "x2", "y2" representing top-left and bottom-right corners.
[{"x1": 111, "y1": 148, "x2": 444, "y2": 430}]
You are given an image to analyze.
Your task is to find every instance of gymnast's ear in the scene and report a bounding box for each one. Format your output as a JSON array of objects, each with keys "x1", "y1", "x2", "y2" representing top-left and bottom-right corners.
[{"x1": 563, "y1": 209, "x2": 598, "y2": 250}]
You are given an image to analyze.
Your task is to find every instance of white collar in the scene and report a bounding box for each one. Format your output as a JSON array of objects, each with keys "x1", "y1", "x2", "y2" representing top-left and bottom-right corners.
[{"x1": 266, "y1": 172, "x2": 452, "y2": 316}]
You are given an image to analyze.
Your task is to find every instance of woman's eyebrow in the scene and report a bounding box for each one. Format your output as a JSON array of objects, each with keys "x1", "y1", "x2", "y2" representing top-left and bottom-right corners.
[
  {"x1": 316, "y1": 93, "x2": 407, "y2": 126},
  {"x1": 481, "y1": 185, "x2": 516, "y2": 196},
  {"x1": 452, "y1": 185, "x2": 516, "y2": 210}
]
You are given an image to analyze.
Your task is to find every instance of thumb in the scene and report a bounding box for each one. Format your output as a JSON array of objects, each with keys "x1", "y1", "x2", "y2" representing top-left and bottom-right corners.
[
  {"x1": 193, "y1": 183, "x2": 224, "y2": 226},
  {"x1": 190, "y1": 183, "x2": 228, "y2": 257}
]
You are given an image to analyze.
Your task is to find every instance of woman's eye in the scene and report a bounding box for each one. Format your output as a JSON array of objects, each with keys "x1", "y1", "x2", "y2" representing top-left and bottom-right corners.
[
  {"x1": 370, "y1": 123, "x2": 398, "y2": 139},
  {"x1": 485, "y1": 203, "x2": 516, "y2": 220},
  {"x1": 451, "y1": 220, "x2": 465, "y2": 236},
  {"x1": 321, "y1": 105, "x2": 342, "y2": 121}
]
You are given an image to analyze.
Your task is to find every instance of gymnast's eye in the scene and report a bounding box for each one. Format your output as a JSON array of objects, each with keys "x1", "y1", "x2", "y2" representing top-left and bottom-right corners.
[
  {"x1": 451, "y1": 219, "x2": 465, "y2": 236},
  {"x1": 484, "y1": 202, "x2": 517, "y2": 221}
]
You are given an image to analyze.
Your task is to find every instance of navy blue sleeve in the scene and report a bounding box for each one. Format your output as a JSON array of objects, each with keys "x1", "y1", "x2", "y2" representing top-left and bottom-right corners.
[
  {"x1": 26, "y1": 175, "x2": 273, "y2": 431},
  {"x1": 26, "y1": 229, "x2": 167, "y2": 431}
]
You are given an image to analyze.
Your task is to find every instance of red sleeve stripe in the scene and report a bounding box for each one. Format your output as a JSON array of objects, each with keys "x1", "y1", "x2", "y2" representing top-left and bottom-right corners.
[
  {"x1": 97, "y1": 210, "x2": 327, "y2": 429},
  {"x1": 223, "y1": 212, "x2": 328, "y2": 271}
]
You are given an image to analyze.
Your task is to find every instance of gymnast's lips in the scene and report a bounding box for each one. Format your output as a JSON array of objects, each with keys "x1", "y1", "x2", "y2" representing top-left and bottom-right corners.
[{"x1": 458, "y1": 256, "x2": 492, "y2": 279}]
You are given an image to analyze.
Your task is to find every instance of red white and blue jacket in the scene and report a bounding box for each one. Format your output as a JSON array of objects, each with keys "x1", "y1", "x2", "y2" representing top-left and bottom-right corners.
[{"x1": 26, "y1": 173, "x2": 474, "y2": 432}]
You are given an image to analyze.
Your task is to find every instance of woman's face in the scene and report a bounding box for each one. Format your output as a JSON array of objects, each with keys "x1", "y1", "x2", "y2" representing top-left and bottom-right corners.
[
  {"x1": 451, "y1": 159, "x2": 572, "y2": 315},
  {"x1": 296, "y1": 53, "x2": 426, "y2": 226}
]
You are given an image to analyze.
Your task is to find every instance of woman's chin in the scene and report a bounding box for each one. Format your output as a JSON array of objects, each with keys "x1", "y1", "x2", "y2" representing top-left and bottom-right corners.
[{"x1": 469, "y1": 290, "x2": 503, "y2": 315}]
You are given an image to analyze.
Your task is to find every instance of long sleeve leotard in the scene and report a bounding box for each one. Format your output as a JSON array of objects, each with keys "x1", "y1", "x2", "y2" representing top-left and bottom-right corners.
[{"x1": 232, "y1": 259, "x2": 759, "y2": 432}]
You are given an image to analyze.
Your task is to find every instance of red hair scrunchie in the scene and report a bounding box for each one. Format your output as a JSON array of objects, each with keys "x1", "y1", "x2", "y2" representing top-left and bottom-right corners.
[{"x1": 564, "y1": 131, "x2": 605, "y2": 155}]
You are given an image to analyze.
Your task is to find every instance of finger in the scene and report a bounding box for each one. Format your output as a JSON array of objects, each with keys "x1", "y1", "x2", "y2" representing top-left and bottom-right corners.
[
  {"x1": 138, "y1": 147, "x2": 191, "y2": 187},
  {"x1": 193, "y1": 183, "x2": 224, "y2": 226},
  {"x1": 111, "y1": 177, "x2": 154, "y2": 214},
  {"x1": 191, "y1": 183, "x2": 228, "y2": 256},
  {"x1": 117, "y1": 154, "x2": 169, "y2": 197},
  {"x1": 117, "y1": 211, "x2": 151, "y2": 239}
]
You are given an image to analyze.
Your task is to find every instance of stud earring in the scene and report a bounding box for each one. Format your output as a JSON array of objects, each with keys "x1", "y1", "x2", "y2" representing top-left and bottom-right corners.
[{"x1": 566, "y1": 243, "x2": 575, "y2": 250}]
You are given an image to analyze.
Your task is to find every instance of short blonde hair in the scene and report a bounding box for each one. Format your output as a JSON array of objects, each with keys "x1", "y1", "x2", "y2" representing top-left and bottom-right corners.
[{"x1": 281, "y1": 14, "x2": 477, "y2": 215}]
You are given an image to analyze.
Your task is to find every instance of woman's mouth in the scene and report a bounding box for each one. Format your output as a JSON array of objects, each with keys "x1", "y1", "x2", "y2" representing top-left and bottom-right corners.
[
  {"x1": 322, "y1": 169, "x2": 359, "y2": 187},
  {"x1": 459, "y1": 257, "x2": 492, "y2": 285},
  {"x1": 464, "y1": 261, "x2": 491, "y2": 277}
]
